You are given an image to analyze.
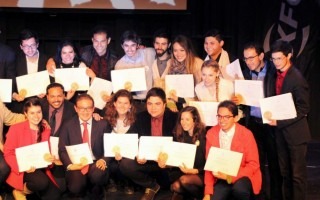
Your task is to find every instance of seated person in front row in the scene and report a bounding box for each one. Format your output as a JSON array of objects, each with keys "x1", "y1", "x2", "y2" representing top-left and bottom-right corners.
[
  {"x1": 58, "y1": 94, "x2": 109, "y2": 199},
  {"x1": 203, "y1": 100, "x2": 261, "y2": 200}
]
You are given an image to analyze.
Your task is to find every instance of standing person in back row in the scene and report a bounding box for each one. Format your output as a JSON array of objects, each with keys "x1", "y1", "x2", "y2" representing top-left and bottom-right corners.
[{"x1": 268, "y1": 40, "x2": 310, "y2": 200}]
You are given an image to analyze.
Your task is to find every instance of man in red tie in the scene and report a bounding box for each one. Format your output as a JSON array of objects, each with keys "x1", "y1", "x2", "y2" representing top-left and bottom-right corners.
[{"x1": 58, "y1": 94, "x2": 109, "y2": 199}]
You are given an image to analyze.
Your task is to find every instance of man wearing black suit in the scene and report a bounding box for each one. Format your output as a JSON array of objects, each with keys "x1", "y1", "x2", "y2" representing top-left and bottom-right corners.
[
  {"x1": 268, "y1": 40, "x2": 310, "y2": 200},
  {"x1": 120, "y1": 87, "x2": 178, "y2": 200},
  {"x1": 58, "y1": 94, "x2": 109, "y2": 199},
  {"x1": 0, "y1": 42, "x2": 15, "y2": 80}
]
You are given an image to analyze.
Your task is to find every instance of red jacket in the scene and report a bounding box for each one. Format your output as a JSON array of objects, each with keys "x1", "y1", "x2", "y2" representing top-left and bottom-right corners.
[
  {"x1": 204, "y1": 123, "x2": 262, "y2": 195},
  {"x1": 4, "y1": 120, "x2": 51, "y2": 190}
]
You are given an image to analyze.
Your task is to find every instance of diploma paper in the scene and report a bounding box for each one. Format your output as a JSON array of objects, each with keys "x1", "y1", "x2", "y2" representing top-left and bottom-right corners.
[
  {"x1": 0, "y1": 79, "x2": 12, "y2": 102},
  {"x1": 204, "y1": 147, "x2": 243, "y2": 177},
  {"x1": 16, "y1": 70, "x2": 50, "y2": 98},
  {"x1": 55, "y1": 68, "x2": 89, "y2": 91},
  {"x1": 104, "y1": 133, "x2": 138, "y2": 160},
  {"x1": 49, "y1": 136, "x2": 59, "y2": 159},
  {"x1": 161, "y1": 141, "x2": 196, "y2": 168},
  {"x1": 65, "y1": 143, "x2": 94, "y2": 165},
  {"x1": 259, "y1": 92, "x2": 297, "y2": 124},
  {"x1": 138, "y1": 136, "x2": 173, "y2": 161},
  {"x1": 165, "y1": 74, "x2": 195, "y2": 98},
  {"x1": 234, "y1": 80, "x2": 264, "y2": 107},
  {"x1": 87, "y1": 78, "x2": 113, "y2": 110},
  {"x1": 188, "y1": 101, "x2": 219, "y2": 126},
  {"x1": 15, "y1": 141, "x2": 51, "y2": 172},
  {"x1": 223, "y1": 59, "x2": 244, "y2": 81},
  {"x1": 111, "y1": 68, "x2": 147, "y2": 93}
]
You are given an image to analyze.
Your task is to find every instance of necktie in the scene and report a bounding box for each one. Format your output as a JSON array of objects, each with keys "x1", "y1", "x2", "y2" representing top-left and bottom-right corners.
[
  {"x1": 50, "y1": 109, "x2": 58, "y2": 136},
  {"x1": 81, "y1": 122, "x2": 89, "y2": 174}
]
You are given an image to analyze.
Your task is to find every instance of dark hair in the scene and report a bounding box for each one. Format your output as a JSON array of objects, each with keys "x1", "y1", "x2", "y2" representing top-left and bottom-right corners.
[
  {"x1": 153, "y1": 28, "x2": 171, "y2": 44},
  {"x1": 23, "y1": 98, "x2": 44, "y2": 142},
  {"x1": 105, "y1": 89, "x2": 136, "y2": 127},
  {"x1": 92, "y1": 25, "x2": 109, "y2": 38},
  {"x1": 174, "y1": 106, "x2": 206, "y2": 143},
  {"x1": 46, "y1": 82, "x2": 64, "y2": 94},
  {"x1": 120, "y1": 30, "x2": 141, "y2": 45},
  {"x1": 19, "y1": 29, "x2": 39, "y2": 44},
  {"x1": 75, "y1": 94, "x2": 94, "y2": 107},
  {"x1": 146, "y1": 87, "x2": 166, "y2": 104},
  {"x1": 54, "y1": 39, "x2": 81, "y2": 67},
  {"x1": 218, "y1": 100, "x2": 238, "y2": 116},
  {"x1": 243, "y1": 42, "x2": 264, "y2": 55},
  {"x1": 204, "y1": 29, "x2": 224, "y2": 42},
  {"x1": 270, "y1": 40, "x2": 293, "y2": 56}
]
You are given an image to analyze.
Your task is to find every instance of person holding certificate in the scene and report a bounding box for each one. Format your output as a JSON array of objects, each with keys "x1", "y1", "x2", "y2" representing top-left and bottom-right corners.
[
  {"x1": 203, "y1": 100, "x2": 261, "y2": 200},
  {"x1": 58, "y1": 94, "x2": 109, "y2": 199},
  {"x1": 4, "y1": 98, "x2": 61, "y2": 200},
  {"x1": 104, "y1": 89, "x2": 137, "y2": 194},
  {"x1": 195, "y1": 59, "x2": 234, "y2": 102}
]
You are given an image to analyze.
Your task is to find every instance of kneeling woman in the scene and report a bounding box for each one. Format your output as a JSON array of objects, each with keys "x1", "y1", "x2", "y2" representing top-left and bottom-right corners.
[{"x1": 4, "y1": 98, "x2": 61, "y2": 200}]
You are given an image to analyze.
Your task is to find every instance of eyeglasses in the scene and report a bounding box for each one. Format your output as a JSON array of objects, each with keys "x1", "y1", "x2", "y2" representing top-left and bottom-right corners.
[
  {"x1": 77, "y1": 107, "x2": 94, "y2": 112},
  {"x1": 270, "y1": 56, "x2": 286, "y2": 62},
  {"x1": 243, "y1": 55, "x2": 258, "y2": 62},
  {"x1": 216, "y1": 115, "x2": 234, "y2": 120},
  {"x1": 21, "y1": 43, "x2": 37, "y2": 49}
]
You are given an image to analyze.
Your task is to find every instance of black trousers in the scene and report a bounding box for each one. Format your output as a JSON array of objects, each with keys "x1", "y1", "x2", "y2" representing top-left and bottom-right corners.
[{"x1": 0, "y1": 151, "x2": 10, "y2": 185}]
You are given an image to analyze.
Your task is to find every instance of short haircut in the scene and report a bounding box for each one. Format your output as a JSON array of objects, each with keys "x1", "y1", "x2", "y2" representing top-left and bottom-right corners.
[
  {"x1": 46, "y1": 83, "x2": 64, "y2": 94},
  {"x1": 218, "y1": 100, "x2": 238, "y2": 116},
  {"x1": 75, "y1": 94, "x2": 94, "y2": 107},
  {"x1": 92, "y1": 25, "x2": 109, "y2": 38},
  {"x1": 204, "y1": 29, "x2": 224, "y2": 42},
  {"x1": 270, "y1": 40, "x2": 293, "y2": 56},
  {"x1": 146, "y1": 87, "x2": 166, "y2": 104},
  {"x1": 120, "y1": 30, "x2": 141, "y2": 45},
  {"x1": 19, "y1": 29, "x2": 39, "y2": 44},
  {"x1": 153, "y1": 28, "x2": 171, "y2": 43},
  {"x1": 243, "y1": 42, "x2": 264, "y2": 55}
]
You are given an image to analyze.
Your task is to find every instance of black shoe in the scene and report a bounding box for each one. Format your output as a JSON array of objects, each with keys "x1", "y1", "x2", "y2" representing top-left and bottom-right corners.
[
  {"x1": 106, "y1": 179, "x2": 117, "y2": 193},
  {"x1": 140, "y1": 184, "x2": 160, "y2": 200},
  {"x1": 124, "y1": 185, "x2": 134, "y2": 195}
]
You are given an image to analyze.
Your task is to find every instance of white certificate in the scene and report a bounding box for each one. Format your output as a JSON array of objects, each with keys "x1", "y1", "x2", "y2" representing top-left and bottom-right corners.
[
  {"x1": 161, "y1": 141, "x2": 196, "y2": 168},
  {"x1": 104, "y1": 133, "x2": 138, "y2": 160},
  {"x1": 87, "y1": 78, "x2": 113, "y2": 110},
  {"x1": 259, "y1": 92, "x2": 297, "y2": 124},
  {"x1": 55, "y1": 68, "x2": 89, "y2": 91},
  {"x1": 15, "y1": 141, "x2": 51, "y2": 172},
  {"x1": 188, "y1": 101, "x2": 219, "y2": 126},
  {"x1": 0, "y1": 79, "x2": 12, "y2": 102},
  {"x1": 165, "y1": 74, "x2": 195, "y2": 98},
  {"x1": 235, "y1": 80, "x2": 264, "y2": 107},
  {"x1": 65, "y1": 143, "x2": 94, "y2": 165},
  {"x1": 138, "y1": 136, "x2": 173, "y2": 161},
  {"x1": 49, "y1": 136, "x2": 59, "y2": 159},
  {"x1": 16, "y1": 70, "x2": 50, "y2": 98},
  {"x1": 111, "y1": 68, "x2": 147, "y2": 93},
  {"x1": 204, "y1": 146, "x2": 243, "y2": 177},
  {"x1": 223, "y1": 59, "x2": 244, "y2": 81}
]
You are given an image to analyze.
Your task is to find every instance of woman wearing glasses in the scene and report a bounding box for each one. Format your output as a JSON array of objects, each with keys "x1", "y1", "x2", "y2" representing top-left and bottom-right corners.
[{"x1": 203, "y1": 100, "x2": 261, "y2": 200}]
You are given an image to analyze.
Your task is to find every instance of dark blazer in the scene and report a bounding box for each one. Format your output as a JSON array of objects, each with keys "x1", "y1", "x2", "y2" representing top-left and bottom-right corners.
[
  {"x1": 41, "y1": 99, "x2": 77, "y2": 136},
  {"x1": 58, "y1": 116, "x2": 109, "y2": 168},
  {"x1": 274, "y1": 66, "x2": 311, "y2": 145},
  {"x1": 0, "y1": 43, "x2": 16, "y2": 79},
  {"x1": 135, "y1": 108, "x2": 177, "y2": 137}
]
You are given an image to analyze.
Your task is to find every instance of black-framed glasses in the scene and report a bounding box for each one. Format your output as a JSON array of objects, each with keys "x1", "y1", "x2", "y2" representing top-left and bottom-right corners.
[
  {"x1": 243, "y1": 55, "x2": 258, "y2": 62},
  {"x1": 270, "y1": 56, "x2": 286, "y2": 62},
  {"x1": 216, "y1": 115, "x2": 234, "y2": 120}
]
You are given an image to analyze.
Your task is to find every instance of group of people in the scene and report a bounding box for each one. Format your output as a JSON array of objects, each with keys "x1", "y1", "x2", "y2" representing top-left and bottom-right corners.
[{"x1": 0, "y1": 25, "x2": 310, "y2": 200}]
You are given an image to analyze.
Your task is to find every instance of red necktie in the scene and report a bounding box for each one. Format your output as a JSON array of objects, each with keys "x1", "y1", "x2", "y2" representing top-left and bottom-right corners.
[{"x1": 81, "y1": 122, "x2": 89, "y2": 175}]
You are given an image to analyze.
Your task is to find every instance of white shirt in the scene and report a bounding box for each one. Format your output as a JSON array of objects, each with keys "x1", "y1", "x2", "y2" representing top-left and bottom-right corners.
[{"x1": 219, "y1": 124, "x2": 236, "y2": 150}]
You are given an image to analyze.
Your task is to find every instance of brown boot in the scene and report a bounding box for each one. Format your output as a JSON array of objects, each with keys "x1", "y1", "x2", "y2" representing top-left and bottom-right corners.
[{"x1": 140, "y1": 183, "x2": 160, "y2": 200}]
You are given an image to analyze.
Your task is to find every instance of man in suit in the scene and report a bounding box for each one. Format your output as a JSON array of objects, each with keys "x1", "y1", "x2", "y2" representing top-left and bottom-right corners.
[
  {"x1": 58, "y1": 94, "x2": 109, "y2": 199},
  {"x1": 0, "y1": 42, "x2": 15, "y2": 80},
  {"x1": 120, "y1": 87, "x2": 178, "y2": 200},
  {"x1": 268, "y1": 40, "x2": 310, "y2": 200}
]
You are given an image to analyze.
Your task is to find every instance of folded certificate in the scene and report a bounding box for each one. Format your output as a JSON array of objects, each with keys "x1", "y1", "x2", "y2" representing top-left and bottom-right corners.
[
  {"x1": 49, "y1": 136, "x2": 59, "y2": 159},
  {"x1": 204, "y1": 146, "x2": 243, "y2": 177},
  {"x1": 235, "y1": 80, "x2": 264, "y2": 107},
  {"x1": 188, "y1": 101, "x2": 219, "y2": 126},
  {"x1": 259, "y1": 92, "x2": 297, "y2": 123},
  {"x1": 87, "y1": 78, "x2": 113, "y2": 110},
  {"x1": 165, "y1": 74, "x2": 194, "y2": 98},
  {"x1": 55, "y1": 68, "x2": 89, "y2": 91},
  {"x1": 138, "y1": 136, "x2": 173, "y2": 161},
  {"x1": 161, "y1": 141, "x2": 196, "y2": 168},
  {"x1": 223, "y1": 59, "x2": 244, "y2": 81},
  {"x1": 0, "y1": 79, "x2": 12, "y2": 102},
  {"x1": 65, "y1": 143, "x2": 94, "y2": 165},
  {"x1": 15, "y1": 141, "x2": 51, "y2": 172},
  {"x1": 104, "y1": 133, "x2": 138, "y2": 160},
  {"x1": 16, "y1": 70, "x2": 50, "y2": 98},
  {"x1": 111, "y1": 68, "x2": 147, "y2": 93}
]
